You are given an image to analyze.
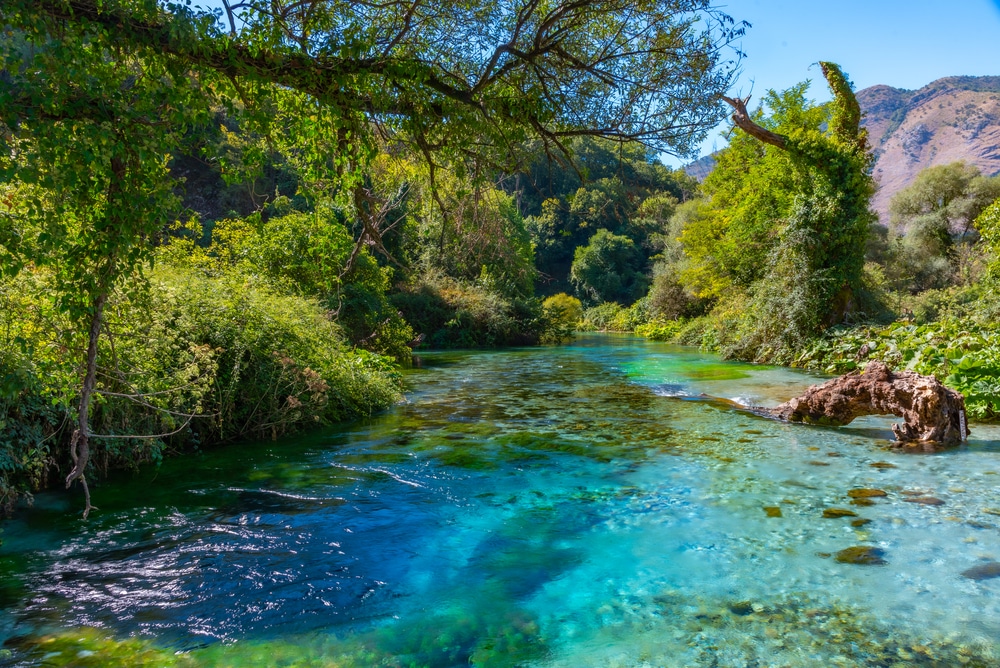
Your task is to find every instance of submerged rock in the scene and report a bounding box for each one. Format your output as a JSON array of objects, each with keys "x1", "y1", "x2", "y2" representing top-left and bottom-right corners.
[
  {"x1": 961, "y1": 562, "x2": 1000, "y2": 581},
  {"x1": 823, "y1": 508, "x2": 859, "y2": 518},
  {"x1": 763, "y1": 506, "x2": 783, "y2": 518},
  {"x1": 904, "y1": 496, "x2": 946, "y2": 506},
  {"x1": 835, "y1": 546, "x2": 888, "y2": 565},
  {"x1": 768, "y1": 361, "x2": 969, "y2": 446},
  {"x1": 848, "y1": 488, "x2": 888, "y2": 499},
  {"x1": 729, "y1": 601, "x2": 755, "y2": 616}
]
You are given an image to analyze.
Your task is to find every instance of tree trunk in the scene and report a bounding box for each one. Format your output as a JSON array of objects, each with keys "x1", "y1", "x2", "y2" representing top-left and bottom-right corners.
[
  {"x1": 769, "y1": 361, "x2": 970, "y2": 446},
  {"x1": 65, "y1": 290, "x2": 108, "y2": 518}
]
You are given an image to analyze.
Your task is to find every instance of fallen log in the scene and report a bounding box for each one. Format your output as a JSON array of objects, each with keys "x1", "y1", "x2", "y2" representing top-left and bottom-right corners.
[{"x1": 769, "y1": 361, "x2": 970, "y2": 446}]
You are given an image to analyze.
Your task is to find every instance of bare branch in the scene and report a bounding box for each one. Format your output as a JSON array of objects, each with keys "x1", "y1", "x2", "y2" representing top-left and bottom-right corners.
[{"x1": 721, "y1": 95, "x2": 788, "y2": 150}]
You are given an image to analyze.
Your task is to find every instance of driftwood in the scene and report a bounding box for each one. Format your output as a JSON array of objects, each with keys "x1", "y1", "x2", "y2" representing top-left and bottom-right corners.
[{"x1": 769, "y1": 361, "x2": 969, "y2": 446}]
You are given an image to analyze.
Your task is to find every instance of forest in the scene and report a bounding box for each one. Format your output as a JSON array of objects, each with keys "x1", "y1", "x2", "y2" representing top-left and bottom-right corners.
[{"x1": 1, "y1": 0, "x2": 1000, "y2": 518}]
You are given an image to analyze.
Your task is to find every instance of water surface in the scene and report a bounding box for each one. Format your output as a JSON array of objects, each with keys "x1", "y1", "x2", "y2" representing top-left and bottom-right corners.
[{"x1": 2, "y1": 334, "x2": 1000, "y2": 666}]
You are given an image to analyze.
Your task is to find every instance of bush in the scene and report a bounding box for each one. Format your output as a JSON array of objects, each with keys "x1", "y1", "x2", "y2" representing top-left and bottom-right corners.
[
  {"x1": 0, "y1": 259, "x2": 401, "y2": 511},
  {"x1": 392, "y1": 271, "x2": 546, "y2": 348},
  {"x1": 208, "y1": 209, "x2": 415, "y2": 361},
  {"x1": 634, "y1": 319, "x2": 684, "y2": 341},
  {"x1": 541, "y1": 293, "x2": 583, "y2": 343},
  {"x1": 580, "y1": 302, "x2": 624, "y2": 331}
]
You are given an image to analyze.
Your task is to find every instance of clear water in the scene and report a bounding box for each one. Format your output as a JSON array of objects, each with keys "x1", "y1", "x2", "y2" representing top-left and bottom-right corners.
[{"x1": 2, "y1": 334, "x2": 1000, "y2": 666}]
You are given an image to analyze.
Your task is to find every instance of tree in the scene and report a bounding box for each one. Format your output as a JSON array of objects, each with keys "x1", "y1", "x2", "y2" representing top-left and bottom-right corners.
[
  {"x1": 8, "y1": 0, "x2": 746, "y2": 162},
  {"x1": 886, "y1": 162, "x2": 1000, "y2": 292},
  {"x1": 521, "y1": 137, "x2": 697, "y2": 293},
  {"x1": 698, "y1": 63, "x2": 876, "y2": 361},
  {"x1": 974, "y1": 197, "x2": 1000, "y2": 280},
  {"x1": 1, "y1": 30, "x2": 214, "y2": 516},
  {"x1": 0, "y1": 0, "x2": 746, "y2": 513},
  {"x1": 570, "y1": 229, "x2": 646, "y2": 304}
]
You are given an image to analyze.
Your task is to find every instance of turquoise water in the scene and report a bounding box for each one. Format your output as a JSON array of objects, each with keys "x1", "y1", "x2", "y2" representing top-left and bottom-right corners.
[{"x1": 2, "y1": 334, "x2": 1000, "y2": 666}]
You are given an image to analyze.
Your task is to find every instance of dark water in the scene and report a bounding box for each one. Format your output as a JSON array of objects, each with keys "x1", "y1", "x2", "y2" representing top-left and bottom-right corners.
[{"x1": 2, "y1": 334, "x2": 1000, "y2": 666}]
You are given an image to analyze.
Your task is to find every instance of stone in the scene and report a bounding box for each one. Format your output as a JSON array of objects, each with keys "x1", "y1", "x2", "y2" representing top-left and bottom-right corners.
[
  {"x1": 729, "y1": 601, "x2": 754, "y2": 616},
  {"x1": 763, "y1": 506, "x2": 783, "y2": 518},
  {"x1": 835, "y1": 546, "x2": 888, "y2": 565},
  {"x1": 960, "y1": 562, "x2": 1000, "y2": 581},
  {"x1": 851, "y1": 518, "x2": 872, "y2": 527},
  {"x1": 904, "y1": 496, "x2": 946, "y2": 506},
  {"x1": 823, "y1": 508, "x2": 859, "y2": 518},
  {"x1": 848, "y1": 488, "x2": 888, "y2": 498},
  {"x1": 768, "y1": 361, "x2": 969, "y2": 446}
]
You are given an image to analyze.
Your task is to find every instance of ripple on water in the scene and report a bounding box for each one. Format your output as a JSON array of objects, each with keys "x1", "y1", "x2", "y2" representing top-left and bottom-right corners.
[{"x1": 2, "y1": 334, "x2": 1000, "y2": 666}]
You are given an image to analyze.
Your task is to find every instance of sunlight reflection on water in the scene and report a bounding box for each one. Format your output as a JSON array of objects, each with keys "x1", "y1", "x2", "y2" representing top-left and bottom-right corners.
[{"x1": 2, "y1": 334, "x2": 999, "y2": 666}]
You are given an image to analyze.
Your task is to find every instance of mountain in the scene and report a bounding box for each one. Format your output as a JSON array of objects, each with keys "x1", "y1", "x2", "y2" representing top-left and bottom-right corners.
[
  {"x1": 682, "y1": 76, "x2": 1000, "y2": 222},
  {"x1": 859, "y1": 76, "x2": 1000, "y2": 221},
  {"x1": 681, "y1": 153, "x2": 717, "y2": 181}
]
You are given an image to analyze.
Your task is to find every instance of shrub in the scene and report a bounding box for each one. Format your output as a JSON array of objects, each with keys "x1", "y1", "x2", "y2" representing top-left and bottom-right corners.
[
  {"x1": 580, "y1": 302, "x2": 624, "y2": 331},
  {"x1": 392, "y1": 272, "x2": 546, "y2": 348},
  {"x1": 541, "y1": 293, "x2": 583, "y2": 343},
  {"x1": 0, "y1": 259, "x2": 401, "y2": 512}
]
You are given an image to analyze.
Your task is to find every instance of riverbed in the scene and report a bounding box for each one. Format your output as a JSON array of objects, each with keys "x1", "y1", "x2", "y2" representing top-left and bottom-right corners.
[{"x1": 2, "y1": 334, "x2": 999, "y2": 666}]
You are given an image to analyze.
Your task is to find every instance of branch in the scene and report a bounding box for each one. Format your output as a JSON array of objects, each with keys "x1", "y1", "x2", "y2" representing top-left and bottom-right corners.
[{"x1": 721, "y1": 95, "x2": 787, "y2": 150}]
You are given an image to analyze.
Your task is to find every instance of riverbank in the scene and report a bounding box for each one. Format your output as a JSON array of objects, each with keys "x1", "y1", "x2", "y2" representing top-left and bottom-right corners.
[
  {"x1": 0, "y1": 260, "x2": 401, "y2": 515},
  {"x1": 580, "y1": 299, "x2": 1000, "y2": 422}
]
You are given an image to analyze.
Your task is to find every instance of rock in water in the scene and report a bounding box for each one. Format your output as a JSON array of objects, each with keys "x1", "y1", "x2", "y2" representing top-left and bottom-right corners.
[
  {"x1": 835, "y1": 546, "x2": 888, "y2": 565},
  {"x1": 961, "y1": 562, "x2": 1000, "y2": 580},
  {"x1": 769, "y1": 361, "x2": 969, "y2": 446}
]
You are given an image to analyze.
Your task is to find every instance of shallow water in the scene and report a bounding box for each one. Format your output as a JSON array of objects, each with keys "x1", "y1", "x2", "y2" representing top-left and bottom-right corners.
[{"x1": 2, "y1": 334, "x2": 1000, "y2": 666}]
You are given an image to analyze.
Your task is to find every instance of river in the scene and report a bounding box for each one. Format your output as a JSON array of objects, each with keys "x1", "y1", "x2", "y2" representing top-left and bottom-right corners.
[{"x1": 2, "y1": 334, "x2": 999, "y2": 666}]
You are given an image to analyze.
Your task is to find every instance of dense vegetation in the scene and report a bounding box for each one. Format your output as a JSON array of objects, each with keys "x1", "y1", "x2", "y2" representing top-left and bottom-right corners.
[
  {"x1": 3, "y1": 0, "x2": 999, "y2": 520},
  {"x1": 0, "y1": 0, "x2": 747, "y2": 513}
]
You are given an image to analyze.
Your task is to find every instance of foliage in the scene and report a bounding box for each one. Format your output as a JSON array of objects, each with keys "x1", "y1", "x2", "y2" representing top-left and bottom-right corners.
[
  {"x1": 678, "y1": 84, "x2": 818, "y2": 298},
  {"x1": 9, "y1": 0, "x2": 746, "y2": 172},
  {"x1": 521, "y1": 138, "x2": 696, "y2": 293},
  {"x1": 570, "y1": 229, "x2": 648, "y2": 305},
  {"x1": 207, "y1": 204, "x2": 414, "y2": 360},
  {"x1": 0, "y1": 256, "x2": 400, "y2": 511},
  {"x1": 796, "y1": 320, "x2": 1000, "y2": 421},
  {"x1": 975, "y1": 197, "x2": 1000, "y2": 279},
  {"x1": 581, "y1": 299, "x2": 650, "y2": 332},
  {"x1": 541, "y1": 294, "x2": 583, "y2": 343},
  {"x1": 646, "y1": 265, "x2": 705, "y2": 320},
  {"x1": 139, "y1": 258, "x2": 400, "y2": 441},
  {"x1": 392, "y1": 272, "x2": 548, "y2": 349},
  {"x1": 672, "y1": 63, "x2": 876, "y2": 363},
  {"x1": 885, "y1": 162, "x2": 1000, "y2": 292},
  {"x1": 406, "y1": 170, "x2": 537, "y2": 299},
  {"x1": 634, "y1": 319, "x2": 686, "y2": 341}
]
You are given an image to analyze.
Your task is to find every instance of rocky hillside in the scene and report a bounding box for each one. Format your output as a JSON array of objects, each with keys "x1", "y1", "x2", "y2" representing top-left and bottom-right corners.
[
  {"x1": 684, "y1": 76, "x2": 1000, "y2": 222},
  {"x1": 859, "y1": 76, "x2": 1000, "y2": 221}
]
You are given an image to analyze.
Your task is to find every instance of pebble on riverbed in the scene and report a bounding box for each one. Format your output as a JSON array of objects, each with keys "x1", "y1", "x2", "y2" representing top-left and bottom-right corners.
[
  {"x1": 904, "y1": 496, "x2": 946, "y2": 506},
  {"x1": 835, "y1": 546, "x2": 888, "y2": 565},
  {"x1": 823, "y1": 508, "x2": 859, "y2": 518},
  {"x1": 848, "y1": 488, "x2": 888, "y2": 499}
]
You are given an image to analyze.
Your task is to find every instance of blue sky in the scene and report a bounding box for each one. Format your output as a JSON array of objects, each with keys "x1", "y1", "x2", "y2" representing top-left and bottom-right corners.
[
  {"x1": 671, "y1": 0, "x2": 1000, "y2": 165},
  {"x1": 194, "y1": 1, "x2": 1000, "y2": 166}
]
